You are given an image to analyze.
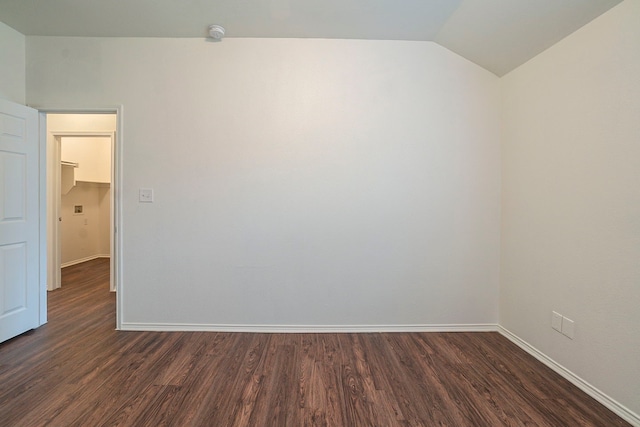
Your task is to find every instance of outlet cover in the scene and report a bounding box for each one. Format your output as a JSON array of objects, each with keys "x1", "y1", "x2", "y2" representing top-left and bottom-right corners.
[
  {"x1": 562, "y1": 317, "x2": 575, "y2": 339},
  {"x1": 552, "y1": 311, "x2": 563, "y2": 332}
]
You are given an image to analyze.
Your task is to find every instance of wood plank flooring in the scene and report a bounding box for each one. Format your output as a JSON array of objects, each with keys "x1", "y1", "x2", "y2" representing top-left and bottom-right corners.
[{"x1": 0, "y1": 258, "x2": 631, "y2": 426}]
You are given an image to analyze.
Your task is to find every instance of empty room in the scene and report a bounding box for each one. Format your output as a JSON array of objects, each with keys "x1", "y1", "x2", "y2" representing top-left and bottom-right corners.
[{"x1": 0, "y1": 0, "x2": 638, "y2": 425}]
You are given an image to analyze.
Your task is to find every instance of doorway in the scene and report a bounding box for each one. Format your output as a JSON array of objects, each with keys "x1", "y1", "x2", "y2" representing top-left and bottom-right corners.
[{"x1": 44, "y1": 111, "x2": 121, "y2": 328}]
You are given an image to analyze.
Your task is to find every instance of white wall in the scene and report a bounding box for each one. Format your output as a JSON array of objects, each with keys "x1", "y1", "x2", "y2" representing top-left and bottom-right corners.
[
  {"x1": 27, "y1": 38, "x2": 501, "y2": 327},
  {"x1": 0, "y1": 21, "x2": 25, "y2": 103},
  {"x1": 501, "y1": 0, "x2": 640, "y2": 417},
  {"x1": 61, "y1": 136, "x2": 112, "y2": 183},
  {"x1": 98, "y1": 186, "x2": 111, "y2": 256},
  {"x1": 61, "y1": 182, "x2": 109, "y2": 265}
]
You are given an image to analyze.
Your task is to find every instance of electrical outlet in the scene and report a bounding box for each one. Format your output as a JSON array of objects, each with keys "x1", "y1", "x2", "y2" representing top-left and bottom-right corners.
[
  {"x1": 562, "y1": 317, "x2": 575, "y2": 339},
  {"x1": 552, "y1": 311, "x2": 563, "y2": 332}
]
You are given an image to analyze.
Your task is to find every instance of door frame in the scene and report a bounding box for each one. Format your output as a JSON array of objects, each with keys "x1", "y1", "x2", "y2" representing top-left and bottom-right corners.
[
  {"x1": 52, "y1": 131, "x2": 115, "y2": 291},
  {"x1": 39, "y1": 106, "x2": 124, "y2": 330}
]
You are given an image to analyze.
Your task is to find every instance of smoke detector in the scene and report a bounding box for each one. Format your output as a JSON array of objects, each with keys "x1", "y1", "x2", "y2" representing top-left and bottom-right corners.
[{"x1": 208, "y1": 25, "x2": 225, "y2": 40}]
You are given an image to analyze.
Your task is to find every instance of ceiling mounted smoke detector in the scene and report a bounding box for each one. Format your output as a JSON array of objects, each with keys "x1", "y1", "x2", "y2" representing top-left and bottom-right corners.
[{"x1": 208, "y1": 25, "x2": 225, "y2": 40}]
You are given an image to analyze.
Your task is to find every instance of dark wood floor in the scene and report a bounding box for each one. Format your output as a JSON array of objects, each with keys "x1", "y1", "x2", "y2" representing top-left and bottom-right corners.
[{"x1": 0, "y1": 258, "x2": 630, "y2": 426}]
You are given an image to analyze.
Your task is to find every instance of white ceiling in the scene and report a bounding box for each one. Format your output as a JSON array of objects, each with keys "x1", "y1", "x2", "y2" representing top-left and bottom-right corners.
[{"x1": 0, "y1": 0, "x2": 622, "y2": 76}]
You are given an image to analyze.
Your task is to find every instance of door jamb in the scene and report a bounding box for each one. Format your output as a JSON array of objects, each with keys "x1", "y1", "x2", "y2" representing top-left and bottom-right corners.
[
  {"x1": 52, "y1": 131, "x2": 115, "y2": 291},
  {"x1": 39, "y1": 106, "x2": 124, "y2": 330}
]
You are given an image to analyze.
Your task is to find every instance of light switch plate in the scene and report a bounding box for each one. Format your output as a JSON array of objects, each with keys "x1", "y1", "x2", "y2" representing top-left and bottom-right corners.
[
  {"x1": 552, "y1": 311, "x2": 563, "y2": 332},
  {"x1": 139, "y1": 188, "x2": 154, "y2": 203},
  {"x1": 562, "y1": 317, "x2": 575, "y2": 339}
]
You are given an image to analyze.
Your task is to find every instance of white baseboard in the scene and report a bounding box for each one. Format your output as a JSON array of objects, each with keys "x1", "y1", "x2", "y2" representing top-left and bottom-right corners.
[
  {"x1": 119, "y1": 323, "x2": 499, "y2": 333},
  {"x1": 61, "y1": 254, "x2": 110, "y2": 268},
  {"x1": 499, "y1": 326, "x2": 639, "y2": 426}
]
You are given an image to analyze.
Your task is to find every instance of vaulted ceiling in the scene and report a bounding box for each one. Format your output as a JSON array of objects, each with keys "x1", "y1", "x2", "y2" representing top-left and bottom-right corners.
[{"x1": 0, "y1": 0, "x2": 622, "y2": 75}]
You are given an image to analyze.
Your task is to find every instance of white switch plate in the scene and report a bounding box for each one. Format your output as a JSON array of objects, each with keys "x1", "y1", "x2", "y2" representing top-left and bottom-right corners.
[
  {"x1": 139, "y1": 188, "x2": 154, "y2": 203},
  {"x1": 552, "y1": 311, "x2": 563, "y2": 332},
  {"x1": 562, "y1": 317, "x2": 575, "y2": 339}
]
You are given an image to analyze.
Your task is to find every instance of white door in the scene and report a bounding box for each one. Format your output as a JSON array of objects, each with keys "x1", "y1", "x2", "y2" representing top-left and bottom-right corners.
[{"x1": 0, "y1": 99, "x2": 41, "y2": 343}]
